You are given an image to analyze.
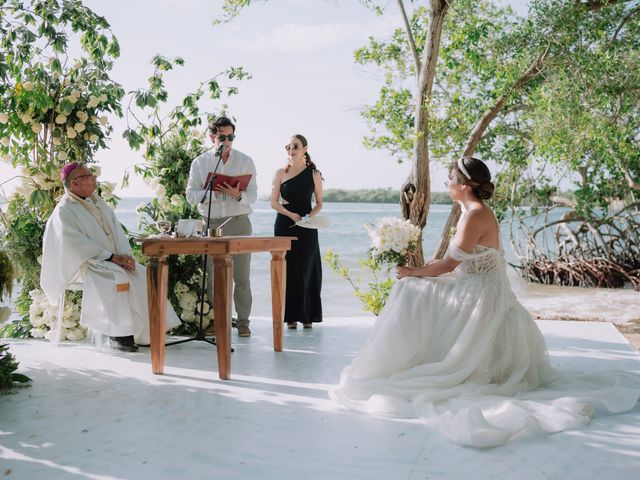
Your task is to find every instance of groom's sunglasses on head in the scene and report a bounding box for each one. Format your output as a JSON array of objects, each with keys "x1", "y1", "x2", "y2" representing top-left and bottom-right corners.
[{"x1": 217, "y1": 134, "x2": 236, "y2": 142}]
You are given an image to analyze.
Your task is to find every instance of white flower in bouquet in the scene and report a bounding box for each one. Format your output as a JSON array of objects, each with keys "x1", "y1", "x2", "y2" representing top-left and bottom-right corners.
[
  {"x1": 44, "y1": 328, "x2": 57, "y2": 342},
  {"x1": 366, "y1": 217, "x2": 421, "y2": 267},
  {"x1": 0, "y1": 113, "x2": 9, "y2": 124},
  {"x1": 30, "y1": 327, "x2": 47, "y2": 338},
  {"x1": 174, "y1": 282, "x2": 189, "y2": 295},
  {"x1": 65, "y1": 326, "x2": 87, "y2": 341},
  {"x1": 87, "y1": 95, "x2": 100, "y2": 108},
  {"x1": 1, "y1": 136, "x2": 10, "y2": 146}
]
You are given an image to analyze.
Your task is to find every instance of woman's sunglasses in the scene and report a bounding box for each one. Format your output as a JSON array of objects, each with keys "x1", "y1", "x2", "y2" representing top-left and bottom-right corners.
[
  {"x1": 217, "y1": 134, "x2": 236, "y2": 142},
  {"x1": 285, "y1": 144, "x2": 302, "y2": 151}
]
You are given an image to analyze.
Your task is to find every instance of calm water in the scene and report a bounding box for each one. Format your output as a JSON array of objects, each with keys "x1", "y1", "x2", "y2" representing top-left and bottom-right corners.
[
  {"x1": 116, "y1": 198, "x2": 512, "y2": 317},
  {"x1": 116, "y1": 198, "x2": 639, "y2": 323}
]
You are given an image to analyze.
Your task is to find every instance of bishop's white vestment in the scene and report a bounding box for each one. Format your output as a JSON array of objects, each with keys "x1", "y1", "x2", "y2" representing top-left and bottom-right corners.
[{"x1": 41, "y1": 192, "x2": 180, "y2": 344}]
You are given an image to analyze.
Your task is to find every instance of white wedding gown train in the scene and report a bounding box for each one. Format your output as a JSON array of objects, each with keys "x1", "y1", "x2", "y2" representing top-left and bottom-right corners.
[{"x1": 329, "y1": 244, "x2": 640, "y2": 448}]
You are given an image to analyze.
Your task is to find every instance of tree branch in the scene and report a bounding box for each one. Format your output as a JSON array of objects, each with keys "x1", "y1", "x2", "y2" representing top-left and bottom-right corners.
[
  {"x1": 397, "y1": 0, "x2": 421, "y2": 73},
  {"x1": 432, "y1": 51, "x2": 548, "y2": 259},
  {"x1": 610, "y1": 2, "x2": 640, "y2": 43}
]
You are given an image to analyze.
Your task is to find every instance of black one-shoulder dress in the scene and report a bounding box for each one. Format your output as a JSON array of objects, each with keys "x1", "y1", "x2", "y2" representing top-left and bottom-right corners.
[{"x1": 274, "y1": 166, "x2": 322, "y2": 325}]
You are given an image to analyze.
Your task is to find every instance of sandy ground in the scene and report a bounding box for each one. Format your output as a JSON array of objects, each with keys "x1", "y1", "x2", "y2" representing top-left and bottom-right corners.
[{"x1": 1, "y1": 317, "x2": 640, "y2": 480}]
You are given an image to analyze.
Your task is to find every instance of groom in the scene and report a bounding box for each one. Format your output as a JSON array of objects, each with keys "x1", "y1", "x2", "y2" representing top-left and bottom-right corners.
[{"x1": 185, "y1": 116, "x2": 258, "y2": 337}]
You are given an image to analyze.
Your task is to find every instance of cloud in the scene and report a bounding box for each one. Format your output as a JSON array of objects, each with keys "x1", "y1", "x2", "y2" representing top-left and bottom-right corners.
[
  {"x1": 230, "y1": 8, "x2": 402, "y2": 53},
  {"x1": 235, "y1": 22, "x2": 360, "y2": 53}
]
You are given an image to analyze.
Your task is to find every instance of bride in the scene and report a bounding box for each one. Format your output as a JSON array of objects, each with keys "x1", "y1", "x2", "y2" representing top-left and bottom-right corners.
[{"x1": 330, "y1": 157, "x2": 640, "y2": 448}]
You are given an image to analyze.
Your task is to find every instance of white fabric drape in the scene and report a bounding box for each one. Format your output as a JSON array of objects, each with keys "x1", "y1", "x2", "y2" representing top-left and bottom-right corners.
[{"x1": 330, "y1": 243, "x2": 640, "y2": 448}]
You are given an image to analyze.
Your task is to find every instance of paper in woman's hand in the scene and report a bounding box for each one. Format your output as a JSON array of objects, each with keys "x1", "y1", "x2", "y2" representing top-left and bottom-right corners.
[{"x1": 294, "y1": 215, "x2": 330, "y2": 229}]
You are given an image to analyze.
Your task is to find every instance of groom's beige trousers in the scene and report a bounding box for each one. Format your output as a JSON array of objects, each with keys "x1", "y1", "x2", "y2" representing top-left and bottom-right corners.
[{"x1": 204, "y1": 214, "x2": 252, "y2": 327}]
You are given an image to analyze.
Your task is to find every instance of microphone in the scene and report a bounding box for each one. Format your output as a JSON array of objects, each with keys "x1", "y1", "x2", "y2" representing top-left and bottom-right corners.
[{"x1": 215, "y1": 142, "x2": 225, "y2": 158}]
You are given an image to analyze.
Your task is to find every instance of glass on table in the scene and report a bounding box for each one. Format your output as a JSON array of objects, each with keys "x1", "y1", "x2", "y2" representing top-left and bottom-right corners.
[{"x1": 155, "y1": 219, "x2": 172, "y2": 236}]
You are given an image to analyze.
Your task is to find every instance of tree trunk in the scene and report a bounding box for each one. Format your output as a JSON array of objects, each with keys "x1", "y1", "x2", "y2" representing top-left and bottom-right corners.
[{"x1": 399, "y1": 0, "x2": 450, "y2": 266}]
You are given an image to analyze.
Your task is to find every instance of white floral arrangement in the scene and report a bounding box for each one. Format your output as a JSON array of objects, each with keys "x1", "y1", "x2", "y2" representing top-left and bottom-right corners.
[
  {"x1": 366, "y1": 216, "x2": 421, "y2": 267},
  {"x1": 28, "y1": 288, "x2": 87, "y2": 341},
  {"x1": 174, "y1": 281, "x2": 213, "y2": 324}
]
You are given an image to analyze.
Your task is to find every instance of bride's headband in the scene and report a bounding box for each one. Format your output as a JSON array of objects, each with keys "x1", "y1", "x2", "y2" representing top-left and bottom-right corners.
[{"x1": 457, "y1": 157, "x2": 472, "y2": 180}]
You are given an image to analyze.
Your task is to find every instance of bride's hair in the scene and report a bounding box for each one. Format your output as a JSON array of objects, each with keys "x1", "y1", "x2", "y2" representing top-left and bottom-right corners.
[{"x1": 449, "y1": 157, "x2": 495, "y2": 200}]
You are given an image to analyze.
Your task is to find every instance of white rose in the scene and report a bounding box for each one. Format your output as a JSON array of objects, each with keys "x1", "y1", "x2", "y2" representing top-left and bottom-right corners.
[
  {"x1": 77, "y1": 111, "x2": 88, "y2": 123},
  {"x1": 99, "y1": 94, "x2": 108, "y2": 102},
  {"x1": 1, "y1": 137, "x2": 10, "y2": 146},
  {"x1": 87, "y1": 96, "x2": 100, "y2": 108},
  {"x1": 20, "y1": 112, "x2": 32, "y2": 123},
  {"x1": 55, "y1": 114, "x2": 67, "y2": 124},
  {"x1": 66, "y1": 128, "x2": 77, "y2": 139},
  {"x1": 31, "y1": 123, "x2": 42, "y2": 134},
  {"x1": 30, "y1": 327, "x2": 47, "y2": 338},
  {"x1": 53, "y1": 136, "x2": 61, "y2": 145},
  {"x1": 74, "y1": 123, "x2": 86, "y2": 132},
  {"x1": 58, "y1": 151, "x2": 68, "y2": 161},
  {"x1": 99, "y1": 115, "x2": 108, "y2": 125},
  {"x1": 23, "y1": 81, "x2": 34, "y2": 91},
  {"x1": 0, "y1": 113, "x2": 8, "y2": 124},
  {"x1": 83, "y1": 133, "x2": 89, "y2": 140},
  {"x1": 89, "y1": 134, "x2": 99, "y2": 142}
]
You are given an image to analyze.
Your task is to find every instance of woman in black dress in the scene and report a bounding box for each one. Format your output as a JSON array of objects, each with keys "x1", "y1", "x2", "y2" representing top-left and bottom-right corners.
[{"x1": 271, "y1": 134, "x2": 323, "y2": 329}]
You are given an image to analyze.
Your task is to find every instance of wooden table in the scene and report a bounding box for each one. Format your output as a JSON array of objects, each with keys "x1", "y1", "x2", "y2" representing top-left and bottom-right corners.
[{"x1": 141, "y1": 236, "x2": 295, "y2": 379}]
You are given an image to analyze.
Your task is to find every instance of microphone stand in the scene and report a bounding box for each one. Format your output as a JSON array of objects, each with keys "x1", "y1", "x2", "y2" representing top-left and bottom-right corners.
[{"x1": 166, "y1": 144, "x2": 231, "y2": 349}]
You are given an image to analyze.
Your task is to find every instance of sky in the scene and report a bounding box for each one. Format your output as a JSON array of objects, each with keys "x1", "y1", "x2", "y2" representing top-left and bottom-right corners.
[{"x1": 1, "y1": 0, "x2": 529, "y2": 198}]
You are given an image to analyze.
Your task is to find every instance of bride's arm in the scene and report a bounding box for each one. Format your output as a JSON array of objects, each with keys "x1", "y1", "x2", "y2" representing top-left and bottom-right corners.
[
  {"x1": 396, "y1": 257, "x2": 459, "y2": 279},
  {"x1": 396, "y1": 209, "x2": 484, "y2": 279}
]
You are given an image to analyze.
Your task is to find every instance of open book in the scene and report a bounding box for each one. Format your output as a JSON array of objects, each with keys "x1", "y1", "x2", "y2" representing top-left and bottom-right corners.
[{"x1": 203, "y1": 172, "x2": 253, "y2": 192}]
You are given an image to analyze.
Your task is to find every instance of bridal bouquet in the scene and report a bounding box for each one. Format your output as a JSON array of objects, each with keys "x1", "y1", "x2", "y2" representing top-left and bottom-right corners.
[{"x1": 366, "y1": 217, "x2": 421, "y2": 267}]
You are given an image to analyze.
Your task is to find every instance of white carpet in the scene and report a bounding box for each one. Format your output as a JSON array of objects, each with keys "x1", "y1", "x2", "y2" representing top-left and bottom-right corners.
[{"x1": 1, "y1": 318, "x2": 639, "y2": 480}]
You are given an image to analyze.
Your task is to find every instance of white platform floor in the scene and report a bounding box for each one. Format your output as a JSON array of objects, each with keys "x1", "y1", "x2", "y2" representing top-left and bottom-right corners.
[{"x1": 1, "y1": 318, "x2": 640, "y2": 480}]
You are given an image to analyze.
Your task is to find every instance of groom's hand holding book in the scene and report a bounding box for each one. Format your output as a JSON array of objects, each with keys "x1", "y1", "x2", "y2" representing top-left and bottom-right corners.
[{"x1": 203, "y1": 172, "x2": 252, "y2": 200}]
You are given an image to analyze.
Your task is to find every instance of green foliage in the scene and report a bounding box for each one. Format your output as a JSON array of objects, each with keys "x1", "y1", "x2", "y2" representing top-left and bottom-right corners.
[
  {"x1": 324, "y1": 250, "x2": 394, "y2": 316},
  {"x1": 0, "y1": 0, "x2": 123, "y2": 337},
  {"x1": 0, "y1": 343, "x2": 31, "y2": 392},
  {"x1": 322, "y1": 188, "x2": 452, "y2": 204},
  {"x1": 123, "y1": 55, "x2": 250, "y2": 167},
  {"x1": 0, "y1": 250, "x2": 14, "y2": 301}
]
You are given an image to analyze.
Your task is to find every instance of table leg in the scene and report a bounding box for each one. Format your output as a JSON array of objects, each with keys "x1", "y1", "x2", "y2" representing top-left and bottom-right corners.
[
  {"x1": 213, "y1": 254, "x2": 233, "y2": 380},
  {"x1": 270, "y1": 251, "x2": 286, "y2": 352},
  {"x1": 147, "y1": 256, "x2": 168, "y2": 374}
]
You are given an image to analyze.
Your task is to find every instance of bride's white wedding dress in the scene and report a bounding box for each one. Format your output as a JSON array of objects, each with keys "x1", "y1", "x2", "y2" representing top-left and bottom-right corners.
[{"x1": 330, "y1": 243, "x2": 640, "y2": 448}]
